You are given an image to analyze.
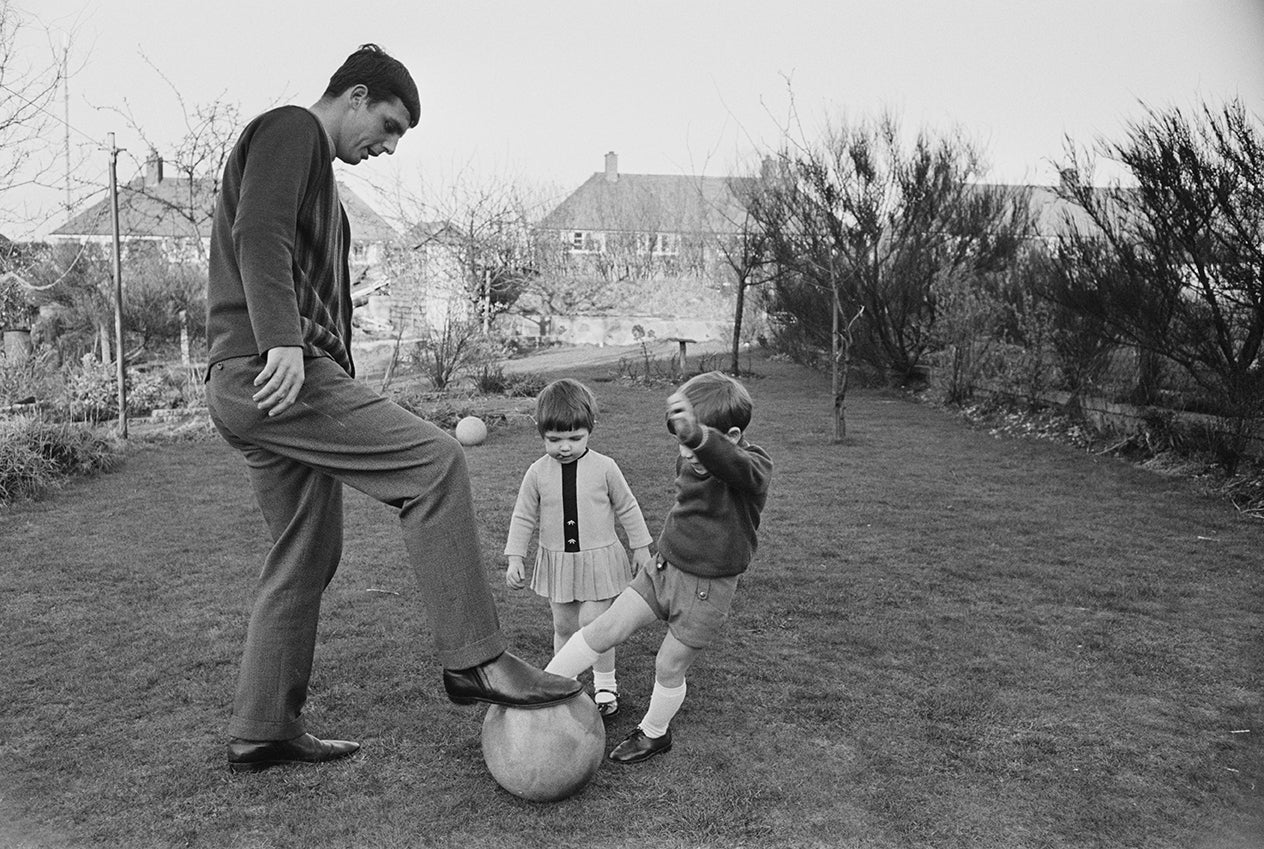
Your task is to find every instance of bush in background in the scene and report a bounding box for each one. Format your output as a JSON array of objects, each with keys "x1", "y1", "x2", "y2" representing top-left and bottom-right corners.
[
  {"x1": 471, "y1": 364, "x2": 547, "y2": 398},
  {"x1": 0, "y1": 350, "x2": 63, "y2": 407},
  {"x1": 0, "y1": 416, "x2": 122, "y2": 504},
  {"x1": 1, "y1": 355, "x2": 207, "y2": 423}
]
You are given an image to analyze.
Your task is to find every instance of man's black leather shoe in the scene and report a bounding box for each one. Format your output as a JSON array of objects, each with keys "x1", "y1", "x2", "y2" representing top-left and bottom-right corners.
[
  {"x1": 443, "y1": 651, "x2": 582, "y2": 708},
  {"x1": 608, "y1": 727, "x2": 672, "y2": 764},
  {"x1": 227, "y1": 733, "x2": 360, "y2": 773}
]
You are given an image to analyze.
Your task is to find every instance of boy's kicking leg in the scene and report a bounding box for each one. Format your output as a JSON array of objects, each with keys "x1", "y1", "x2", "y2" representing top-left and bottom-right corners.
[
  {"x1": 546, "y1": 586, "x2": 656, "y2": 677},
  {"x1": 608, "y1": 631, "x2": 697, "y2": 764}
]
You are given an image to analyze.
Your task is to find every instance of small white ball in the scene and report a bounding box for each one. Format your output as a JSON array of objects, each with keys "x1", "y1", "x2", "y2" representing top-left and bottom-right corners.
[{"x1": 455, "y1": 415, "x2": 488, "y2": 446}]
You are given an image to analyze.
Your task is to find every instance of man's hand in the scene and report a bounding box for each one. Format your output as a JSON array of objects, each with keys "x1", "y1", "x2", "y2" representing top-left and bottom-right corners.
[
  {"x1": 666, "y1": 391, "x2": 701, "y2": 444},
  {"x1": 505, "y1": 556, "x2": 527, "y2": 590},
  {"x1": 253, "y1": 346, "x2": 306, "y2": 416}
]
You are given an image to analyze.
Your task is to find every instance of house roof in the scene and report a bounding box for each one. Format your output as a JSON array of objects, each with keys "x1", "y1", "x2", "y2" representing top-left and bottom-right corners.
[
  {"x1": 541, "y1": 164, "x2": 1108, "y2": 244},
  {"x1": 539, "y1": 171, "x2": 755, "y2": 236},
  {"x1": 50, "y1": 173, "x2": 398, "y2": 243},
  {"x1": 403, "y1": 220, "x2": 460, "y2": 248},
  {"x1": 337, "y1": 183, "x2": 399, "y2": 242},
  {"x1": 976, "y1": 184, "x2": 1106, "y2": 238}
]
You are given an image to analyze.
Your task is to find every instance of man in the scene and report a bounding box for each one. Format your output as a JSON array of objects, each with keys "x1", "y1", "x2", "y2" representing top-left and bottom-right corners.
[{"x1": 205, "y1": 43, "x2": 580, "y2": 774}]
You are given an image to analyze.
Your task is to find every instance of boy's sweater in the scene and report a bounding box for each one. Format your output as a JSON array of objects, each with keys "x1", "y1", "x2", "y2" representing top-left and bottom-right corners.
[{"x1": 656, "y1": 428, "x2": 772, "y2": 578}]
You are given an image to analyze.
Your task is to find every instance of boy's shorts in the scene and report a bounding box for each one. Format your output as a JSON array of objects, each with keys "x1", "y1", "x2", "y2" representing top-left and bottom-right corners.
[{"x1": 628, "y1": 559, "x2": 740, "y2": 649}]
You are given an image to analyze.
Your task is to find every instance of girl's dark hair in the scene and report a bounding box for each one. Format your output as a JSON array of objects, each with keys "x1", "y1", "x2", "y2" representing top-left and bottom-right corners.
[
  {"x1": 535, "y1": 379, "x2": 597, "y2": 436},
  {"x1": 325, "y1": 43, "x2": 421, "y2": 127}
]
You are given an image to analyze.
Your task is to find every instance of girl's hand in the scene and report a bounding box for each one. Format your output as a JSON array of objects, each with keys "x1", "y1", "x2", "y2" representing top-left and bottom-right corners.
[
  {"x1": 505, "y1": 557, "x2": 526, "y2": 590},
  {"x1": 630, "y1": 546, "x2": 654, "y2": 577}
]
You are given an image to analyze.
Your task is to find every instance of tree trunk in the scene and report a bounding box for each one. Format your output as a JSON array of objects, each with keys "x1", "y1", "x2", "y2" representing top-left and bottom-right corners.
[
  {"x1": 832, "y1": 265, "x2": 844, "y2": 443},
  {"x1": 835, "y1": 348, "x2": 850, "y2": 442},
  {"x1": 730, "y1": 273, "x2": 748, "y2": 376},
  {"x1": 179, "y1": 309, "x2": 191, "y2": 365},
  {"x1": 98, "y1": 322, "x2": 112, "y2": 364}
]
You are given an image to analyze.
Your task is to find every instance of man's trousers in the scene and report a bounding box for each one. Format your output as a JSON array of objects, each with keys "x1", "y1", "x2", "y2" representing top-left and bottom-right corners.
[{"x1": 206, "y1": 354, "x2": 506, "y2": 740}]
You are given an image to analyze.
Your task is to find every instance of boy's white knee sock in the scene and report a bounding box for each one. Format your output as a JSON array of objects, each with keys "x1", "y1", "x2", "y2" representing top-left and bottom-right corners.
[
  {"x1": 545, "y1": 631, "x2": 600, "y2": 678},
  {"x1": 639, "y1": 679, "x2": 686, "y2": 739}
]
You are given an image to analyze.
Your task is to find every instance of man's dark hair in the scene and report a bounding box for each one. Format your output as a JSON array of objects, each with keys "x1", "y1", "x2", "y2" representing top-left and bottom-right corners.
[{"x1": 325, "y1": 43, "x2": 420, "y2": 128}]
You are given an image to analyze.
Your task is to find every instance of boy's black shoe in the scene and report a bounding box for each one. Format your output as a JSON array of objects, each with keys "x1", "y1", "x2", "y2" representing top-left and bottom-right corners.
[{"x1": 608, "y1": 727, "x2": 672, "y2": 764}]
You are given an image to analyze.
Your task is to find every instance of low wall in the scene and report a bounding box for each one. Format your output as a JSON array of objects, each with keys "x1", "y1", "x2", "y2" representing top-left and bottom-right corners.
[
  {"x1": 979, "y1": 382, "x2": 1264, "y2": 459},
  {"x1": 546, "y1": 314, "x2": 731, "y2": 348}
]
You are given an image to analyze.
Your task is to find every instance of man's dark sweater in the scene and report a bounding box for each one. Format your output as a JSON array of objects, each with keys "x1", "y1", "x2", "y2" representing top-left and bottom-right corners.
[{"x1": 207, "y1": 106, "x2": 355, "y2": 375}]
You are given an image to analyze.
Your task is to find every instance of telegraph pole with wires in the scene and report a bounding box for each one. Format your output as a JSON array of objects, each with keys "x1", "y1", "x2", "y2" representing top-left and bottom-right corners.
[{"x1": 107, "y1": 132, "x2": 127, "y2": 438}]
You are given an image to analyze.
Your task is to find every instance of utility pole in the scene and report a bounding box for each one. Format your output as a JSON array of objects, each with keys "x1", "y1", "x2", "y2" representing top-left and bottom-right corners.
[
  {"x1": 482, "y1": 267, "x2": 491, "y2": 335},
  {"x1": 107, "y1": 133, "x2": 127, "y2": 438},
  {"x1": 63, "y1": 42, "x2": 71, "y2": 215}
]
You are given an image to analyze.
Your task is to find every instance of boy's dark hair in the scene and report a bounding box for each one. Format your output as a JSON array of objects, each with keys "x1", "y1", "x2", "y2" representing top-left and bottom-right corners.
[
  {"x1": 535, "y1": 379, "x2": 597, "y2": 436},
  {"x1": 679, "y1": 371, "x2": 753, "y2": 432},
  {"x1": 325, "y1": 43, "x2": 421, "y2": 128}
]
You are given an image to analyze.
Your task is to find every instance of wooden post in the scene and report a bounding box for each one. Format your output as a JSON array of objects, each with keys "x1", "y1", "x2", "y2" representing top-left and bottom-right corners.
[{"x1": 108, "y1": 133, "x2": 127, "y2": 438}]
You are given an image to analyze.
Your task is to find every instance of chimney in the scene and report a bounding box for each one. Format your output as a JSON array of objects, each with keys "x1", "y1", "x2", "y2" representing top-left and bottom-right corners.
[
  {"x1": 144, "y1": 151, "x2": 164, "y2": 187},
  {"x1": 604, "y1": 151, "x2": 618, "y2": 184}
]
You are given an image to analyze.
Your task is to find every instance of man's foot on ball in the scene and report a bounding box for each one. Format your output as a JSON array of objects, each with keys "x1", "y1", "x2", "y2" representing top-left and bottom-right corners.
[
  {"x1": 608, "y1": 727, "x2": 671, "y2": 764},
  {"x1": 443, "y1": 651, "x2": 582, "y2": 708}
]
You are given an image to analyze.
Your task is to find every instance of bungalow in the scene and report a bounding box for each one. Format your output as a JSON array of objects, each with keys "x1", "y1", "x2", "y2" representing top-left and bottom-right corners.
[
  {"x1": 49, "y1": 152, "x2": 399, "y2": 295},
  {"x1": 530, "y1": 151, "x2": 758, "y2": 346}
]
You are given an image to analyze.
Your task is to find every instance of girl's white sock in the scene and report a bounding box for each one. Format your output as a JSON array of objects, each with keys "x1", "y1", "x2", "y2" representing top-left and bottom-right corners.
[{"x1": 592, "y1": 669, "x2": 618, "y2": 695}]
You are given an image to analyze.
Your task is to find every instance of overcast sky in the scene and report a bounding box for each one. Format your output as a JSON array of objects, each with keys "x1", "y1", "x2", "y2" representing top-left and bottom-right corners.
[{"x1": 11, "y1": 0, "x2": 1264, "y2": 238}]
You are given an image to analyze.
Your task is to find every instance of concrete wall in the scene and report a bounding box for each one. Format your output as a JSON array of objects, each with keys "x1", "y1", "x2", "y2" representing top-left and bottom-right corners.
[
  {"x1": 978, "y1": 382, "x2": 1264, "y2": 459},
  {"x1": 544, "y1": 314, "x2": 731, "y2": 347}
]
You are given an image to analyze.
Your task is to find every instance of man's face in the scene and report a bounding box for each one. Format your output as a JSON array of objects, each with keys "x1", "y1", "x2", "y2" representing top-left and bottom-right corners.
[{"x1": 337, "y1": 89, "x2": 411, "y2": 165}]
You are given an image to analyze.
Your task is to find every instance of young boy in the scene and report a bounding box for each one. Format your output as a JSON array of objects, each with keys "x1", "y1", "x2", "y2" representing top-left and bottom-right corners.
[{"x1": 546, "y1": 371, "x2": 773, "y2": 763}]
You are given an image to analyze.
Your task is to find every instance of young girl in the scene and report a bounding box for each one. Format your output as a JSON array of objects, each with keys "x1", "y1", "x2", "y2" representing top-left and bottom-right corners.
[{"x1": 505, "y1": 379, "x2": 655, "y2": 718}]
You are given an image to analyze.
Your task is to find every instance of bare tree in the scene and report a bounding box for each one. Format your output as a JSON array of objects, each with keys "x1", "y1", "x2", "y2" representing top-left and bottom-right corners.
[
  {"x1": 376, "y1": 168, "x2": 538, "y2": 325},
  {"x1": 363, "y1": 168, "x2": 541, "y2": 389},
  {"x1": 91, "y1": 54, "x2": 244, "y2": 258},
  {"x1": 1052, "y1": 99, "x2": 1264, "y2": 470},
  {"x1": 713, "y1": 167, "x2": 779, "y2": 375},
  {"x1": 0, "y1": 1, "x2": 68, "y2": 225},
  {"x1": 431, "y1": 177, "x2": 535, "y2": 334},
  {"x1": 747, "y1": 109, "x2": 1029, "y2": 439}
]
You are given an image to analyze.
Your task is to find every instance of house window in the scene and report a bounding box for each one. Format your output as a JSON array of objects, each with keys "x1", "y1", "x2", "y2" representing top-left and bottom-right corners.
[
  {"x1": 653, "y1": 234, "x2": 679, "y2": 255},
  {"x1": 568, "y1": 231, "x2": 605, "y2": 253}
]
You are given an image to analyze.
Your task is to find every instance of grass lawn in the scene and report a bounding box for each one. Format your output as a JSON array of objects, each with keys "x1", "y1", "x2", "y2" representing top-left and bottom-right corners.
[{"x1": 1, "y1": 352, "x2": 1261, "y2": 849}]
